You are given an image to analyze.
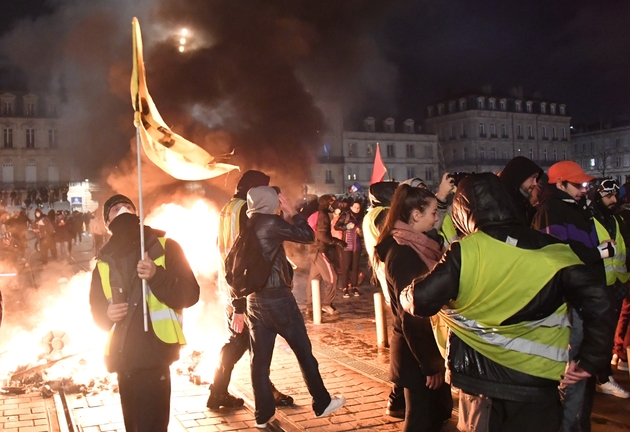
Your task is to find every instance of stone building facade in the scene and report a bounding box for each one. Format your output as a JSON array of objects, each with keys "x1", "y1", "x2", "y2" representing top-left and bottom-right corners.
[{"x1": 423, "y1": 91, "x2": 572, "y2": 174}]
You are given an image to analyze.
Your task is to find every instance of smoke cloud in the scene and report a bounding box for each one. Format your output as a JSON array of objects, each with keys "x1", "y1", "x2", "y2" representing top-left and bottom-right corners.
[{"x1": 0, "y1": 0, "x2": 403, "y2": 195}]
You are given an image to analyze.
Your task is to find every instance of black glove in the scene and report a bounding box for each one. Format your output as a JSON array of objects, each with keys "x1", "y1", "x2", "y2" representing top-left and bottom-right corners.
[{"x1": 333, "y1": 238, "x2": 347, "y2": 249}]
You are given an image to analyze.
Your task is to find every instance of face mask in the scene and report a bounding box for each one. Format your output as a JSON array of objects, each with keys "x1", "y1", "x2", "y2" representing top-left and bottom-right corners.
[{"x1": 115, "y1": 206, "x2": 133, "y2": 218}]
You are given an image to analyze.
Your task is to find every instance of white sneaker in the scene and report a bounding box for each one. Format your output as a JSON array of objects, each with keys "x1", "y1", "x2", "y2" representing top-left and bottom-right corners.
[
  {"x1": 315, "y1": 396, "x2": 346, "y2": 418},
  {"x1": 612, "y1": 353, "x2": 619, "y2": 365},
  {"x1": 596, "y1": 376, "x2": 630, "y2": 398},
  {"x1": 618, "y1": 360, "x2": 629, "y2": 371},
  {"x1": 255, "y1": 414, "x2": 275, "y2": 429}
]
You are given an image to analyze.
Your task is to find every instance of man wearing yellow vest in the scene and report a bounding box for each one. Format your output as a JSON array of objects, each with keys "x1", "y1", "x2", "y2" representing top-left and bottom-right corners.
[
  {"x1": 209, "y1": 170, "x2": 293, "y2": 410},
  {"x1": 400, "y1": 173, "x2": 615, "y2": 432},
  {"x1": 587, "y1": 179, "x2": 630, "y2": 404},
  {"x1": 89, "y1": 194, "x2": 200, "y2": 432}
]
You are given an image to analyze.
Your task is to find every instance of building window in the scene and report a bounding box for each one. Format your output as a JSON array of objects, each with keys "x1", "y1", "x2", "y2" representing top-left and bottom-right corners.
[
  {"x1": 563, "y1": 150, "x2": 567, "y2": 160},
  {"x1": 425, "y1": 167, "x2": 433, "y2": 181},
  {"x1": 363, "y1": 117, "x2": 376, "y2": 132},
  {"x1": 459, "y1": 99, "x2": 467, "y2": 110},
  {"x1": 48, "y1": 163, "x2": 59, "y2": 182},
  {"x1": 26, "y1": 128, "x2": 35, "y2": 148},
  {"x1": 529, "y1": 148, "x2": 534, "y2": 159},
  {"x1": 491, "y1": 147, "x2": 496, "y2": 159},
  {"x1": 502, "y1": 150, "x2": 508, "y2": 159},
  {"x1": 461, "y1": 124, "x2": 468, "y2": 138},
  {"x1": 489, "y1": 99, "x2": 495, "y2": 110},
  {"x1": 425, "y1": 145, "x2": 433, "y2": 158},
  {"x1": 581, "y1": 143, "x2": 586, "y2": 152},
  {"x1": 25, "y1": 163, "x2": 36, "y2": 183},
  {"x1": 515, "y1": 101, "x2": 522, "y2": 112},
  {"x1": 550, "y1": 104, "x2": 556, "y2": 115},
  {"x1": 3, "y1": 128, "x2": 12, "y2": 148},
  {"x1": 616, "y1": 156, "x2": 622, "y2": 168},
  {"x1": 479, "y1": 146, "x2": 486, "y2": 160},
  {"x1": 449, "y1": 102, "x2": 456, "y2": 113},
  {"x1": 438, "y1": 104, "x2": 444, "y2": 116},
  {"x1": 526, "y1": 101, "x2": 533, "y2": 113},
  {"x1": 26, "y1": 102, "x2": 36, "y2": 116},
  {"x1": 616, "y1": 138, "x2": 621, "y2": 148},
  {"x1": 48, "y1": 102, "x2": 57, "y2": 117},
  {"x1": 528, "y1": 125, "x2": 534, "y2": 139},
  {"x1": 517, "y1": 148, "x2": 522, "y2": 155},
  {"x1": 463, "y1": 148, "x2": 468, "y2": 161},
  {"x1": 501, "y1": 124, "x2": 507, "y2": 138},
  {"x1": 477, "y1": 98, "x2": 484, "y2": 109},
  {"x1": 450, "y1": 125, "x2": 456, "y2": 140},
  {"x1": 543, "y1": 148, "x2": 548, "y2": 160},
  {"x1": 540, "y1": 103, "x2": 546, "y2": 114},
  {"x1": 348, "y1": 142, "x2": 356, "y2": 157},
  {"x1": 386, "y1": 144, "x2": 395, "y2": 158},
  {"x1": 384, "y1": 118, "x2": 395, "y2": 132},
  {"x1": 559, "y1": 105, "x2": 566, "y2": 115},
  {"x1": 452, "y1": 149, "x2": 457, "y2": 161},
  {"x1": 552, "y1": 127, "x2": 557, "y2": 139},
  {"x1": 406, "y1": 144, "x2": 415, "y2": 158},
  {"x1": 404, "y1": 119, "x2": 415, "y2": 133},
  {"x1": 625, "y1": 155, "x2": 630, "y2": 167},
  {"x1": 347, "y1": 167, "x2": 357, "y2": 181},
  {"x1": 479, "y1": 123, "x2": 486, "y2": 137},
  {"x1": 2, "y1": 162, "x2": 13, "y2": 183},
  {"x1": 2, "y1": 102, "x2": 12, "y2": 116},
  {"x1": 590, "y1": 142, "x2": 595, "y2": 152},
  {"x1": 490, "y1": 124, "x2": 496, "y2": 137},
  {"x1": 407, "y1": 167, "x2": 415, "y2": 179},
  {"x1": 542, "y1": 126, "x2": 547, "y2": 139},
  {"x1": 325, "y1": 170, "x2": 334, "y2": 184},
  {"x1": 366, "y1": 143, "x2": 374, "y2": 156},
  {"x1": 500, "y1": 99, "x2": 506, "y2": 110},
  {"x1": 553, "y1": 149, "x2": 558, "y2": 161},
  {"x1": 517, "y1": 124, "x2": 523, "y2": 138}
]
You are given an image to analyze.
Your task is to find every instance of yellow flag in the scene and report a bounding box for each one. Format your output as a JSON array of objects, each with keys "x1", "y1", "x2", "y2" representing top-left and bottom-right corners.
[{"x1": 130, "y1": 18, "x2": 238, "y2": 180}]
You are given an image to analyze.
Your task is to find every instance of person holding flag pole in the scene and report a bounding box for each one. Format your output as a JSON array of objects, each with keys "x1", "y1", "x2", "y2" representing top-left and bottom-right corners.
[{"x1": 89, "y1": 17, "x2": 237, "y2": 431}]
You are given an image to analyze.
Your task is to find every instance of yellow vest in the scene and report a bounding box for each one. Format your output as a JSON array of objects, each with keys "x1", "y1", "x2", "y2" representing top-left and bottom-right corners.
[
  {"x1": 439, "y1": 213, "x2": 459, "y2": 247},
  {"x1": 218, "y1": 198, "x2": 246, "y2": 261},
  {"x1": 593, "y1": 217, "x2": 630, "y2": 285},
  {"x1": 98, "y1": 237, "x2": 186, "y2": 355},
  {"x1": 439, "y1": 231, "x2": 582, "y2": 381}
]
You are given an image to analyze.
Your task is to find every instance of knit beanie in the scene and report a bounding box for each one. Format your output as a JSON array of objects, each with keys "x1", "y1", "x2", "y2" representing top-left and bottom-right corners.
[
  {"x1": 103, "y1": 194, "x2": 137, "y2": 224},
  {"x1": 247, "y1": 186, "x2": 279, "y2": 217},
  {"x1": 235, "y1": 170, "x2": 271, "y2": 199}
]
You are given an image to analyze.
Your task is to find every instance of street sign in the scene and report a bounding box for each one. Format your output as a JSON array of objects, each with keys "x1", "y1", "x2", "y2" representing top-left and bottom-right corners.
[{"x1": 70, "y1": 197, "x2": 82, "y2": 204}]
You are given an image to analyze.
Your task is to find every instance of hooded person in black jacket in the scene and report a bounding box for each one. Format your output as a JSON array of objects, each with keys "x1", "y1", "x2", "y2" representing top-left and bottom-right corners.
[
  {"x1": 400, "y1": 173, "x2": 615, "y2": 432},
  {"x1": 89, "y1": 194, "x2": 200, "y2": 432},
  {"x1": 498, "y1": 156, "x2": 543, "y2": 226}
]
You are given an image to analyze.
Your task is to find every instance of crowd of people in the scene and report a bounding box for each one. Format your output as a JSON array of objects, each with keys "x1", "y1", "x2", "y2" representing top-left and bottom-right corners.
[{"x1": 85, "y1": 158, "x2": 630, "y2": 432}]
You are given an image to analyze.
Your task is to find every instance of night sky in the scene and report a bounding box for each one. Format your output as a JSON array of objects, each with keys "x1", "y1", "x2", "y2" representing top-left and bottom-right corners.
[{"x1": 0, "y1": 0, "x2": 628, "y2": 181}]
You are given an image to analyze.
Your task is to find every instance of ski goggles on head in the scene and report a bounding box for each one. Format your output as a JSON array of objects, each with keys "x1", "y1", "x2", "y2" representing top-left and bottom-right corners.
[{"x1": 598, "y1": 179, "x2": 619, "y2": 197}]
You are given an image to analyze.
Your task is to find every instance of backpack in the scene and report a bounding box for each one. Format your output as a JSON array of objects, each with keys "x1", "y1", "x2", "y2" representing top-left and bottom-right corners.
[{"x1": 224, "y1": 220, "x2": 280, "y2": 298}]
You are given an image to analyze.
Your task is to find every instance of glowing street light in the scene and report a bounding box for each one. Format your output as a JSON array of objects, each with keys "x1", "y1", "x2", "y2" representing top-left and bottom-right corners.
[
  {"x1": 178, "y1": 46, "x2": 185, "y2": 53},
  {"x1": 181, "y1": 28, "x2": 188, "y2": 36},
  {"x1": 180, "y1": 37, "x2": 186, "y2": 45}
]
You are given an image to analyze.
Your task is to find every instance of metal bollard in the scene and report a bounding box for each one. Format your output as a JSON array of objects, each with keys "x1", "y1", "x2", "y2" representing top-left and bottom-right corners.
[
  {"x1": 312, "y1": 279, "x2": 322, "y2": 325},
  {"x1": 374, "y1": 292, "x2": 389, "y2": 348}
]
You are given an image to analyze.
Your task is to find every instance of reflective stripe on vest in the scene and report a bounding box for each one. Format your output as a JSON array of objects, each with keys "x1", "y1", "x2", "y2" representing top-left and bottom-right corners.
[
  {"x1": 439, "y1": 213, "x2": 459, "y2": 247},
  {"x1": 98, "y1": 237, "x2": 186, "y2": 355},
  {"x1": 218, "y1": 199, "x2": 247, "y2": 261},
  {"x1": 593, "y1": 217, "x2": 630, "y2": 285},
  {"x1": 439, "y1": 231, "x2": 582, "y2": 381}
]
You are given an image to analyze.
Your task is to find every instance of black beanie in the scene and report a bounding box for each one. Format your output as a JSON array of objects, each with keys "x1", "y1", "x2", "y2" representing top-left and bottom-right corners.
[
  {"x1": 103, "y1": 194, "x2": 137, "y2": 224},
  {"x1": 234, "y1": 170, "x2": 270, "y2": 199}
]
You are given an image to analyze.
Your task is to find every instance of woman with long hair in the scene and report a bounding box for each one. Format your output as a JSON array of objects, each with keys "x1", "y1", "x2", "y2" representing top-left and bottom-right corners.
[{"x1": 375, "y1": 184, "x2": 452, "y2": 431}]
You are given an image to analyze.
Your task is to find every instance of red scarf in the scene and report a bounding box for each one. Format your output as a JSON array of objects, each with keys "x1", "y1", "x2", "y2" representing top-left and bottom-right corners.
[{"x1": 391, "y1": 220, "x2": 443, "y2": 270}]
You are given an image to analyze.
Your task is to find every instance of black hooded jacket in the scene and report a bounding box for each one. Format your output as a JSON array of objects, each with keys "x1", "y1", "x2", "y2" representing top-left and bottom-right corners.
[
  {"x1": 498, "y1": 156, "x2": 543, "y2": 226},
  {"x1": 400, "y1": 173, "x2": 615, "y2": 403}
]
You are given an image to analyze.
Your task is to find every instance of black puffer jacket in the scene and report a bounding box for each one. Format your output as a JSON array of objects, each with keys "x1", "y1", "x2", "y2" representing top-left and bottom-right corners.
[
  {"x1": 249, "y1": 213, "x2": 315, "y2": 290},
  {"x1": 401, "y1": 173, "x2": 616, "y2": 403}
]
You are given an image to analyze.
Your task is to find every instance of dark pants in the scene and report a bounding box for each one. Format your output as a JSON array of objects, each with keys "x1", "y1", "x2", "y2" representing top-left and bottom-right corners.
[
  {"x1": 211, "y1": 304, "x2": 250, "y2": 395},
  {"x1": 308, "y1": 252, "x2": 337, "y2": 307},
  {"x1": 118, "y1": 366, "x2": 171, "y2": 432},
  {"x1": 614, "y1": 295, "x2": 630, "y2": 360},
  {"x1": 489, "y1": 398, "x2": 562, "y2": 432},
  {"x1": 403, "y1": 384, "x2": 452, "y2": 432},
  {"x1": 39, "y1": 237, "x2": 55, "y2": 263},
  {"x1": 340, "y1": 249, "x2": 360, "y2": 289},
  {"x1": 247, "y1": 289, "x2": 331, "y2": 424}
]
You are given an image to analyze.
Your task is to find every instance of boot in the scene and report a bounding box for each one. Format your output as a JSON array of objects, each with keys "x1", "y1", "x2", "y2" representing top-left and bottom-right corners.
[
  {"x1": 206, "y1": 385, "x2": 244, "y2": 410},
  {"x1": 271, "y1": 383, "x2": 294, "y2": 406}
]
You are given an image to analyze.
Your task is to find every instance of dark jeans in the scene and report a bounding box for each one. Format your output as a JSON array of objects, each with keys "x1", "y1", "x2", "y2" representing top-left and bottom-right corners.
[
  {"x1": 211, "y1": 304, "x2": 250, "y2": 395},
  {"x1": 340, "y1": 249, "x2": 360, "y2": 289},
  {"x1": 403, "y1": 384, "x2": 452, "y2": 432},
  {"x1": 489, "y1": 398, "x2": 562, "y2": 432},
  {"x1": 247, "y1": 289, "x2": 331, "y2": 423},
  {"x1": 118, "y1": 366, "x2": 171, "y2": 432}
]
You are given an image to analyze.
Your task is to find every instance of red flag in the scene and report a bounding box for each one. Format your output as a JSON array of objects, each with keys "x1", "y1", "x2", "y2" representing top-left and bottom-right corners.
[{"x1": 370, "y1": 143, "x2": 388, "y2": 184}]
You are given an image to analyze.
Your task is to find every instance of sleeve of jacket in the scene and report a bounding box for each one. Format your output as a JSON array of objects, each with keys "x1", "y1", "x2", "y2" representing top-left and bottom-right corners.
[
  {"x1": 229, "y1": 205, "x2": 250, "y2": 313},
  {"x1": 616, "y1": 215, "x2": 630, "y2": 269},
  {"x1": 386, "y1": 245, "x2": 445, "y2": 376},
  {"x1": 273, "y1": 215, "x2": 315, "y2": 244},
  {"x1": 560, "y1": 264, "x2": 616, "y2": 375},
  {"x1": 334, "y1": 213, "x2": 349, "y2": 232},
  {"x1": 147, "y1": 239, "x2": 200, "y2": 310},
  {"x1": 400, "y1": 243, "x2": 462, "y2": 317},
  {"x1": 89, "y1": 266, "x2": 114, "y2": 332}
]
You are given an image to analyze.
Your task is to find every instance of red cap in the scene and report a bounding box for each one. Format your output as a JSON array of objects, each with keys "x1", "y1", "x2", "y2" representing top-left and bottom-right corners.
[{"x1": 548, "y1": 161, "x2": 595, "y2": 184}]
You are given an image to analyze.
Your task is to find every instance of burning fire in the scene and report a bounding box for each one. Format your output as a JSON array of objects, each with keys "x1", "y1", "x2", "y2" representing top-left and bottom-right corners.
[{"x1": 0, "y1": 196, "x2": 228, "y2": 392}]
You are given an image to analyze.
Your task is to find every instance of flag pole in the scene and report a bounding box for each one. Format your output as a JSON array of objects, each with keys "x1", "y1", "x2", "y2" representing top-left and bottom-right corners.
[{"x1": 136, "y1": 123, "x2": 149, "y2": 332}]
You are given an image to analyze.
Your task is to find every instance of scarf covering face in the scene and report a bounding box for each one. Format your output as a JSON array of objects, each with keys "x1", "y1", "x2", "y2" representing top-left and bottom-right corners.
[{"x1": 391, "y1": 220, "x2": 443, "y2": 269}]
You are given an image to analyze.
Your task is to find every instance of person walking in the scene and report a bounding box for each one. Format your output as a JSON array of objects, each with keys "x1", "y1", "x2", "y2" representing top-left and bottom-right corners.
[
  {"x1": 89, "y1": 194, "x2": 200, "y2": 432},
  {"x1": 208, "y1": 170, "x2": 293, "y2": 410},
  {"x1": 245, "y1": 186, "x2": 345, "y2": 428},
  {"x1": 335, "y1": 200, "x2": 363, "y2": 298},
  {"x1": 375, "y1": 185, "x2": 452, "y2": 431},
  {"x1": 401, "y1": 173, "x2": 615, "y2": 432},
  {"x1": 32, "y1": 208, "x2": 55, "y2": 264}
]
